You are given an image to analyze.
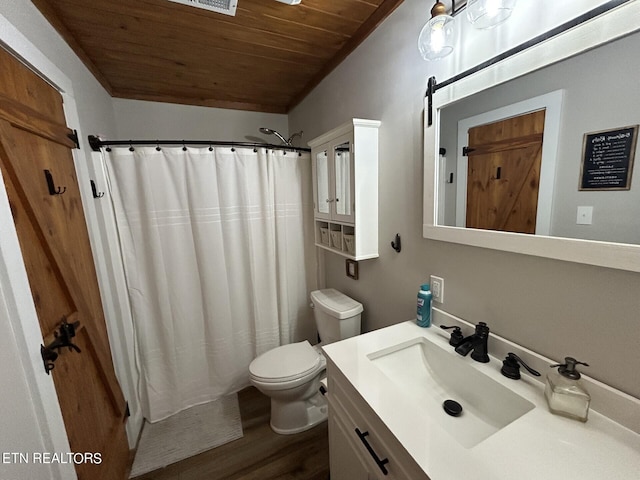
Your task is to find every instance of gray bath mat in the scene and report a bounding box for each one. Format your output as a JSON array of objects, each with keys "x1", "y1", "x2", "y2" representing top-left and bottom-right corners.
[{"x1": 130, "y1": 394, "x2": 243, "y2": 477}]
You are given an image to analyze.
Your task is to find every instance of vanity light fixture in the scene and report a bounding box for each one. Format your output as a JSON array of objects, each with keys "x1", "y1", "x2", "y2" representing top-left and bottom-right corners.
[
  {"x1": 418, "y1": 0, "x2": 518, "y2": 61},
  {"x1": 466, "y1": 0, "x2": 517, "y2": 29},
  {"x1": 418, "y1": 1, "x2": 456, "y2": 61}
]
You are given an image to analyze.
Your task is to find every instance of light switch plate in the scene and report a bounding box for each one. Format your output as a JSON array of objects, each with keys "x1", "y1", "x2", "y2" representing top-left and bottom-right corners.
[{"x1": 430, "y1": 275, "x2": 444, "y2": 303}]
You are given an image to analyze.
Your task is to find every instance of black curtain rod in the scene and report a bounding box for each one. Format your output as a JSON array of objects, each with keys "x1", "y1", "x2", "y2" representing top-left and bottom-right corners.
[{"x1": 88, "y1": 135, "x2": 311, "y2": 153}]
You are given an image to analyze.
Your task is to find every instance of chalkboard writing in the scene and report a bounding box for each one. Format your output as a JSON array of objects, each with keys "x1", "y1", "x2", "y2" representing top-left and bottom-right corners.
[{"x1": 579, "y1": 125, "x2": 637, "y2": 190}]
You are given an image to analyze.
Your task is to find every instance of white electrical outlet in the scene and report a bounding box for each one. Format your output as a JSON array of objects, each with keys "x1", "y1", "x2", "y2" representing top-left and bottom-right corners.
[
  {"x1": 430, "y1": 275, "x2": 444, "y2": 303},
  {"x1": 576, "y1": 206, "x2": 593, "y2": 225}
]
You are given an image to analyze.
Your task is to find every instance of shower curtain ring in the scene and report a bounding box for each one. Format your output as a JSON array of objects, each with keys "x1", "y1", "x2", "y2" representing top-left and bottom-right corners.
[
  {"x1": 209, "y1": 144, "x2": 213, "y2": 152},
  {"x1": 156, "y1": 141, "x2": 161, "y2": 151},
  {"x1": 182, "y1": 141, "x2": 187, "y2": 152},
  {"x1": 129, "y1": 141, "x2": 135, "y2": 152}
]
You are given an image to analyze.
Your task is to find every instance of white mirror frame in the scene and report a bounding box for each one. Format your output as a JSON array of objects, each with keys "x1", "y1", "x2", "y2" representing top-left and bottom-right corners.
[{"x1": 423, "y1": 1, "x2": 640, "y2": 272}]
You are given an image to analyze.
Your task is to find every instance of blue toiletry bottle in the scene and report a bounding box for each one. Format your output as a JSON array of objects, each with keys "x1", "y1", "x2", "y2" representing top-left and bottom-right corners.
[{"x1": 417, "y1": 284, "x2": 432, "y2": 327}]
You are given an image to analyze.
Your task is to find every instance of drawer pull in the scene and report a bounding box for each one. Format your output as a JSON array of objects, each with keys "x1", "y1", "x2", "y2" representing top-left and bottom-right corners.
[{"x1": 355, "y1": 427, "x2": 389, "y2": 475}]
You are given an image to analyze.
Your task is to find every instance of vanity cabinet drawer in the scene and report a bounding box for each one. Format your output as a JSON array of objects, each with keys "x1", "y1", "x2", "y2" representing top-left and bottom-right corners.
[
  {"x1": 328, "y1": 360, "x2": 430, "y2": 480},
  {"x1": 328, "y1": 405, "x2": 383, "y2": 480}
]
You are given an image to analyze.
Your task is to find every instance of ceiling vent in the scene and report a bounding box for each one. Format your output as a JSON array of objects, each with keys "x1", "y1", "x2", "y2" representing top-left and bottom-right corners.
[{"x1": 167, "y1": 0, "x2": 238, "y2": 16}]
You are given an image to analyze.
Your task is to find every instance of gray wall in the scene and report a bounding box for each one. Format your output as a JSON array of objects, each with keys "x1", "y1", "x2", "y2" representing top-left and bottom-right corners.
[
  {"x1": 289, "y1": 0, "x2": 640, "y2": 399},
  {"x1": 439, "y1": 31, "x2": 640, "y2": 243},
  {"x1": 112, "y1": 98, "x2": 288, "y2": 143}
]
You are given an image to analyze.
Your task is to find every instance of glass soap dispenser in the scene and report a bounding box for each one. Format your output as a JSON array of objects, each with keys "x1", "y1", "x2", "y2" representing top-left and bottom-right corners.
[{"x1": 544, "y1": 357, "x2": 590, "y2": 422}]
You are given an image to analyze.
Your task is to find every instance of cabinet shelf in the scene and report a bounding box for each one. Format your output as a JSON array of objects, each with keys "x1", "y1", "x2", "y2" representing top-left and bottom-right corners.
[
  {"x1": 314, "y1": 221, "x2": 372, "y2": 260},
  {"x1": 309, "y1": 119, "x2": 380, "y2": 261}
]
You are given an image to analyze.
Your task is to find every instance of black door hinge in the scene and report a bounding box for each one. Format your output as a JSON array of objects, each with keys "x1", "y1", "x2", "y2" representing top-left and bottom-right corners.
[
  {"x1": 88, "y1": 135, "x2": 102, "y2": 152},
  {"x1": 462, "y1": 146, "x2": 476, "y2": 156},
  {"x1": 67, "y1": 129, "x2": 80, "y2": 149},
  {"x1": 426, "y1": 76, "x2": 437, "y2": 127}
]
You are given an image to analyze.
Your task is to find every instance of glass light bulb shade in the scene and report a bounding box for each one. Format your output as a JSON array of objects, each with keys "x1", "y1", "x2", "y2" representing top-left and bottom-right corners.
[
  {"x1": 466, "y1": 0, "x2": 517, "y2": 29},
  {"x1": 418, "y1": 14, "x2": 455, "y2": 61}
]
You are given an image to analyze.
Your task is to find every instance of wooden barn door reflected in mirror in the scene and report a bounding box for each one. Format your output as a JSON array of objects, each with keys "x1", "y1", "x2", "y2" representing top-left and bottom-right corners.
[{"x1": 465, "y1": 109, "x2": 545, "y2": 234}]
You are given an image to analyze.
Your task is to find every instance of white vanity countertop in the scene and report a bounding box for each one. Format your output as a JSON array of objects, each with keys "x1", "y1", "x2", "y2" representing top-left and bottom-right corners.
[{"x1": 322, "y1": 314, "x2": 640, "y2": 480}]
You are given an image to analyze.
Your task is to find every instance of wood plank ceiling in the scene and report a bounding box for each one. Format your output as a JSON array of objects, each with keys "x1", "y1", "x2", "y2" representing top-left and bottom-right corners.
[{"x1": 31, "y1": 0, "x2": 405, "y2": 113}]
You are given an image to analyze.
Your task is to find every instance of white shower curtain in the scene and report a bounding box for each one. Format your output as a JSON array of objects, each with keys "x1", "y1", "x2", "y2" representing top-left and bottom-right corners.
[{"x1": 104, "y1": 146, "x2": 316, "y2": 422}]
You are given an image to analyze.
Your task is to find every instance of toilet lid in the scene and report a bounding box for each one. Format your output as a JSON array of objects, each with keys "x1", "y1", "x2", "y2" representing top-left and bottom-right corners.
[{"x1": 249, "y1": 341, "x2": 322, "y2": 382}]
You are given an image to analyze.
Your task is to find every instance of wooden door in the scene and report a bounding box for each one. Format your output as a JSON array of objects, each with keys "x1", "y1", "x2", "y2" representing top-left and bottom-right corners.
[
  {"x1": 465, "y1": 110, "x2": 545, "y2": 234},
  {"x1": 0, "y1": 48, "x2": 129, "y2": 479}
]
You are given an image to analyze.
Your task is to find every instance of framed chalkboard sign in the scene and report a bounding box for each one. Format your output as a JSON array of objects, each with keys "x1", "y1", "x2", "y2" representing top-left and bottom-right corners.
[{"x1": 579, "y1": 125, "x2": 638, "y2": 190}]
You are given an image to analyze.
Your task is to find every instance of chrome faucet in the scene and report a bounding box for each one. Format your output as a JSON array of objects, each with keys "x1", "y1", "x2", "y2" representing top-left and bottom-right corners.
[{"x1": 453, "y1": 322, "x2": 490, "y2": 363}]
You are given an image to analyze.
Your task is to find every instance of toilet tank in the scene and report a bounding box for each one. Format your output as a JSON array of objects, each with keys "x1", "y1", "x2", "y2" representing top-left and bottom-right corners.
[{"x1": 310, "y1": 289, "x2": 363, "y2": 344}]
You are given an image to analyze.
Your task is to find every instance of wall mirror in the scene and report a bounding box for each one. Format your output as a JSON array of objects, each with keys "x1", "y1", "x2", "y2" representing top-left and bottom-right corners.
[
  {"x1": 315, "y1": 149, "x2": 329, "y2": 215},
  {"x1": 334, "y1": 141, "x2": 352, "y2": 217},
  {"x1": 423, "y1": 1, "x2": 640, "y2": 272}
]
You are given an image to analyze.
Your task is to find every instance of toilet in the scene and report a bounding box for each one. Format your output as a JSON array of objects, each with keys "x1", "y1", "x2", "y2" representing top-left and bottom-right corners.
[{"x1": 249, "y1": 288, "x2": 363, "y2": 434}]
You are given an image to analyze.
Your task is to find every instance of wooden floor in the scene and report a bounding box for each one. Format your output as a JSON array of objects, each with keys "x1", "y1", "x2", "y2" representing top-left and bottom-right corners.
[{"x1": 132, "y1": 387, "x2": 329, "y2": 480}]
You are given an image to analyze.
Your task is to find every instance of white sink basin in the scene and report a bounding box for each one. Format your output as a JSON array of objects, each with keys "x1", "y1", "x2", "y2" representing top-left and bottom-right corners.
[
  {"x1": 324, "y1": 317, "x2": 640, "y2": 479},
  {"x1": 367, "y1": 336, "x2": 534, "y2": 448}
]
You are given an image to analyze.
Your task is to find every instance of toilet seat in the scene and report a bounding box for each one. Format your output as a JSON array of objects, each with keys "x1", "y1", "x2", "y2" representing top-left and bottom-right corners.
[{"x1": 249, "y1": 341, "x2": 325, "y2": 385}]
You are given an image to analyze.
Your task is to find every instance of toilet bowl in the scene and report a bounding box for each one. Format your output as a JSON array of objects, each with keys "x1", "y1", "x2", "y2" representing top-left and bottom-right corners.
[
  {"x1": 249, "y1": 340, "x2": 327, "y2": 434},
  {"x1": 249, "y1": 288, "x2": 363, "y2": 434}
]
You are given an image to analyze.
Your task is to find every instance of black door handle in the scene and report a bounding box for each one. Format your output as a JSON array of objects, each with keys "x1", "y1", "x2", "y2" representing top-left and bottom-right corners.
[
  {"x1": 355, "y1": 428, "x2": 389, "y2": 475},
  {"x1": 40, "y1": 318, "x2": 81, "y2": 374}
]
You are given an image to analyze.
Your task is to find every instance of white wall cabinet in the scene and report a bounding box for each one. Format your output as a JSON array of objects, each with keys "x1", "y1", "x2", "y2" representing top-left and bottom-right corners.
[
  {"x1": 327, "y1": 357, "x2": 429, "y2": 480},
  {"x1": 309, "y1": 119, "x2": 380, "y2": 260}
]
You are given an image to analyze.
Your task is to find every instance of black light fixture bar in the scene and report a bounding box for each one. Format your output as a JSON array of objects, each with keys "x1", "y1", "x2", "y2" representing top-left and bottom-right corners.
[
  {"x1": 450, "y1": 0, "x2": 467, "y2": 16},
  {"x1": 425, "y1": 0, "x2": 632, "y2": 125},
  {"x1": 432, "y1": 0, "x2": 631, "y2": 95}
]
